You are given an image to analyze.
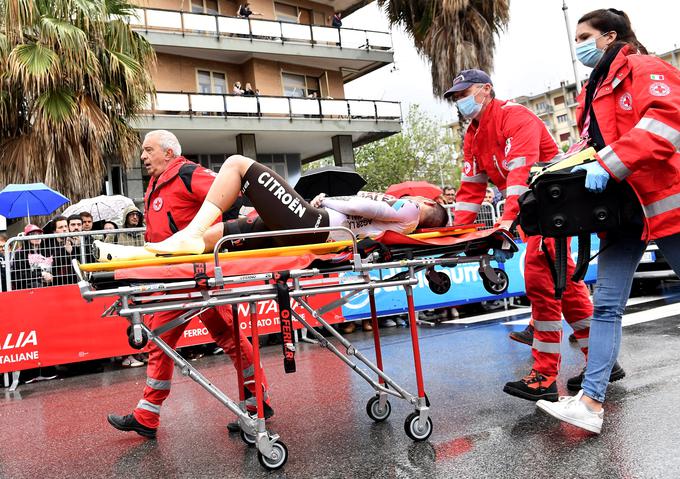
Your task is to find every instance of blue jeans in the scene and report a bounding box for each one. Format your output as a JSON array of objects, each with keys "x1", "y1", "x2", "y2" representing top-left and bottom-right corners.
[{"x1": 582, "y1": 232, "x2": 680, "y2": 402}]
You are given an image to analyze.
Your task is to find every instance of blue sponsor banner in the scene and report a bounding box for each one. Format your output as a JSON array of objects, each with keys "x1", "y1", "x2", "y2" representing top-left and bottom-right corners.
[{"x1": 340, "y1": 234, "x2": 600, "y2": 321}]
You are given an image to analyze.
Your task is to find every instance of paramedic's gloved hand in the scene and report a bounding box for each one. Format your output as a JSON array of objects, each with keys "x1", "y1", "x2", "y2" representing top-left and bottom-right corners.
[
  {"x1": 572, "y1": 161, "x2": 610, "y2": 193},
  {"x1": 493, "y1": 249, "x2": 514, "y2": 263}
]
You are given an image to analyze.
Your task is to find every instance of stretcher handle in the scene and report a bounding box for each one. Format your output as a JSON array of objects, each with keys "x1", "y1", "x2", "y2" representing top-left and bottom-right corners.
[{"x1": 212, "y1": 226, "x2": 358, "y2": 267}]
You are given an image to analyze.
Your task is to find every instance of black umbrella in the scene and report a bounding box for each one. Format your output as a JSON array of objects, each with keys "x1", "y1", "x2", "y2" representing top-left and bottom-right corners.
[{"x1": 294, "y1": 166, "x2": 367, "y2": 199}]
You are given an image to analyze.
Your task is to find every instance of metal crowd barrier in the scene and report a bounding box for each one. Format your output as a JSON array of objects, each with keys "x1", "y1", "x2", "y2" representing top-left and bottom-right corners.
[
  {"x1": 441, "y1": 202, "x2": 498, "y2": 228},
  {"x1": 2, "y1": 228, "x2": 145, "y2": 292}
]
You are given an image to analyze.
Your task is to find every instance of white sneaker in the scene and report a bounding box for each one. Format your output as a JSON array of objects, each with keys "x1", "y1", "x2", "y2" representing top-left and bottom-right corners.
[
  {"x1": 536, "y1": 390, "x2": 604, "y2": 434},
  {"x1": 122, "y1": 355, "x2": 144, "y2": 368}
]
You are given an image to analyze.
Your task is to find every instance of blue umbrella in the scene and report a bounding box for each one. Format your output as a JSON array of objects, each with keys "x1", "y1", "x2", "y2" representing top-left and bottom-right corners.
[{"x1": 0, "y1": 183, "x2": 70, "y2": 220}]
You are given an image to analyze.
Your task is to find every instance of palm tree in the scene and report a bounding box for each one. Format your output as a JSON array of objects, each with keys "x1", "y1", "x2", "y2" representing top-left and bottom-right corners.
[
  {"x1": 0, "y1": 0, "x2": 155, "y2": 201},
  {"x1": 378, "y1": 0, "x2": 510, "y2": 96}
]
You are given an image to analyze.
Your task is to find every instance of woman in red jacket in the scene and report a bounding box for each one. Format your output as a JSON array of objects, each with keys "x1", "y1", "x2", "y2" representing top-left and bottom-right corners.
[{"x1": 537, "y1": 8, "x2": 680, "y2": 434}]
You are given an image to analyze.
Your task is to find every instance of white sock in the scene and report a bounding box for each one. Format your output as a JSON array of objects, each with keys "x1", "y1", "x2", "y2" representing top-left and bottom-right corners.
[{"x1": 184, "y1": 201, "x2": 223, "y2": 238}]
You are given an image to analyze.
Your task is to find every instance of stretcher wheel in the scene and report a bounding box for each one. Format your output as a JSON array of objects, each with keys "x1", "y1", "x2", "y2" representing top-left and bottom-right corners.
[
  {"x1": 366, "y1": 395, "x2": 391, "y2": 422},
  {"x1": 127, "y1": 329, "x2": 148, "y2": 350},
  {"x1": 240, "y1": 429, "x2": 256, "y2": 447},
  {"x1": 481, "y1": 268, "x2": 509, "y2": 295},
  {"x1": 257, "y1": 441, "x2": 288, "y2": 470},
  {"x1": 427, "y1": 272, "x2": 451, "y2": 295},
  {"x1": 404, "y1": 412, "x2": 433, "y2": 441}
]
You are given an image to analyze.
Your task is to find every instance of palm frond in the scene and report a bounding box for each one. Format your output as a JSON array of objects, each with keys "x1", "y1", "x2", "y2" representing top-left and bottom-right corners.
[
  {"x1": 0, "y1": 0, "x2": 155, "y2": 200},
  {"x1": 378, "y1": 0, "x2": 510, "y2": 96}
]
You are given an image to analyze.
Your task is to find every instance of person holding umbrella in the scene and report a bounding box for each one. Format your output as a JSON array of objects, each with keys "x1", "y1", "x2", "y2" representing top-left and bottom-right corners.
[{"x1": 444, "y1": 69, "x2": 624, "y2": 403}]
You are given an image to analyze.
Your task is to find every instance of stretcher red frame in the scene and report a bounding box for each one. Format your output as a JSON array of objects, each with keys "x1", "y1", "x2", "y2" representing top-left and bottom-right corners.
[{"x1": 73, "y1": 225, "x2": 517, "y2": 470}]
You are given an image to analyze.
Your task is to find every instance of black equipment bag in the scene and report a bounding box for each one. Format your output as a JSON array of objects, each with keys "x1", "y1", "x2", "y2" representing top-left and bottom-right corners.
[{"x1": 517, "y1": 148, "x2": 641, "y2": 298}]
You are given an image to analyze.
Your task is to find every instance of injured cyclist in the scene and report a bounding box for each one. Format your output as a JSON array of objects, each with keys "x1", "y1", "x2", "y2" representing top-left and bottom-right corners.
[{"x1": 95, "y1": 155, "x2": 448, "y2": 262}]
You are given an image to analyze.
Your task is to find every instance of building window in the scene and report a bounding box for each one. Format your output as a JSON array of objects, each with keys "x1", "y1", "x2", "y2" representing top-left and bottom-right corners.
[
  {"x1": 282, "y1": 72, "x2": 321, "y2": 97},
  {"x1": 275, "y1": 2, "x2": 299, "y2": 23},
  {"x1": 559, "y1": 133, "x2": 571, "y2": 142},
  {"x1": 536, "y1": 101, "x2": 548, "y2": 112},
  {"x1": 257, "y1": 154, "x2": 289, "y2": 179},
  {"x1": 191, "y1": 0, "x2": 218, "y2": 14},
  {"x1": 557, "y1": 114, "x2": 568, "y2": 124},
  {"x1": 554, "y1": 95, "x2": 565, "y2": 105},
  {"x1": 197, "y1": 70, "x2": 227, "y2": 94}
]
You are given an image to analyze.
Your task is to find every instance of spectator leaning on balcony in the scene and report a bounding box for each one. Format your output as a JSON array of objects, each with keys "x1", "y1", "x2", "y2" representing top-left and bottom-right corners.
[
  {"x1": 118, "y1": 206, "x2": 145, "y2": 246},
  {"x1": 232, "y1": 81, "x2": 244, "y2": 95},
  {"x1": 12, "y1": 225, "x2": 54, "y2": 290},
  {"x1": 237, "y1": 3, "x2": 262, "y2": 19},
  {"x1": 243, "y1": 83, "x2": 256, "y2": 96},
  {"x1": 331, "y1": 12, "x2": 342, "y2": 28}
]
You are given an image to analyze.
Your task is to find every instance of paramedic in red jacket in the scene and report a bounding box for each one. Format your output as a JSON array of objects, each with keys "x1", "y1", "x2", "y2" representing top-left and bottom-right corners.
[
  {"x1": 107, "y1": 130, "x2": 271, "y2": 439},
  {"x1": 445, "y1": 70, "x2": 623, "y2": 402},
  {"x1": 537, "y1": 8, "x2": 680, "y2": 434}
]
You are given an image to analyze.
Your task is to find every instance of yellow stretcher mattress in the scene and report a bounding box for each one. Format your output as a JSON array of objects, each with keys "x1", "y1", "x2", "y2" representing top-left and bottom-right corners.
[{"x1": 80, "y1": 227, "x2": 479, "y2": 273}]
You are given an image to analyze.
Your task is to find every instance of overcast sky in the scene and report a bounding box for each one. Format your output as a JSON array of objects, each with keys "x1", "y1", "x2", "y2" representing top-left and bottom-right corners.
[{"x1": 344, "y1": 1, "x2": 680, "y2": 123}]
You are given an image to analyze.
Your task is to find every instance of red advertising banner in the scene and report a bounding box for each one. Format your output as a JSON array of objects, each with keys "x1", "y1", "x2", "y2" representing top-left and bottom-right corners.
[{"x1": 0, "y1": 285, "x2": 343, "y2": 373}]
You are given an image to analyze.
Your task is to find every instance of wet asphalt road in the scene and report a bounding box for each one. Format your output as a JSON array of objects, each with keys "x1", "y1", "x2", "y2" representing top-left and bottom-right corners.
[{"x1": 1, "y1": 287, "x2": 679, "y2": 479}]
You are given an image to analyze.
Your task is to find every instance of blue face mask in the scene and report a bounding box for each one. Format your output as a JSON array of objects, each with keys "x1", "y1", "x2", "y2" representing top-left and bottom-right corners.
[
  {"x1": 575, "y1": 32, "x2": 609, "y2": 68},
  {"x1": 456, "y1": 86, "x2": 485, "y2": 120}
]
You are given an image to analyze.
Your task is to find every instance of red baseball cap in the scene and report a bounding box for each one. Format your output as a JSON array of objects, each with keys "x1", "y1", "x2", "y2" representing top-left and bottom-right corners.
[{"x1": 24, "y1": 224, "x2": 43, "y2": 235}]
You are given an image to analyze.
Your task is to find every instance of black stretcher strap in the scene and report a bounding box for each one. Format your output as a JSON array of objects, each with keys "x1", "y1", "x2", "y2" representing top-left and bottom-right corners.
[
  {"x1": 274, "y1": 270, "x2": 296, "y2": 374},
  {"x1": 571, "y1": 233, "x2": 591, "y2": 283},
  {"x1": 193, "y1": 263, "x2": 210, "y2": 289},
  {"x1": 356, "y1": 237, "x2": 392, "y2": 261},
  {"x1": 541, "y1": 238, "x2": 567, "y2": 300}
]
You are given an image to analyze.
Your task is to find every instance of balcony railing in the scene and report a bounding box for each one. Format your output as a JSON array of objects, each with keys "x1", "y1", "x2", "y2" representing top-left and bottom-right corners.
[
  {"x1": 145, "y1": 92, "x2": 402, "y2": 122},
  {"x1": 124, "y1": 7, "x2": 393, "y2": 51}
]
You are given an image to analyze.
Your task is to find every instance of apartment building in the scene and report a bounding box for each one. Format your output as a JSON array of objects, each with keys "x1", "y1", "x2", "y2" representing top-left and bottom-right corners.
[
  {"x1": 514, "y1": 46, "x2": 680, "y2": 149},
  {"x1": 110, "y1": 0, "x2": 400, "y2": 200},
  {"x1": 513, "y1": 82, "x2": 580, "y2": 148}
]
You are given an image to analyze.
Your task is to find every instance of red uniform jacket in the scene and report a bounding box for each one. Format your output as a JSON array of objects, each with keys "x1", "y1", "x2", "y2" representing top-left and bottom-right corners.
[
  {"x1": 576, "y1": 46, "x2": 680, "y2": 241},
  {"x1": 144, "y1": 156, "x2": 219, "y2": 242},
  {"x1": 454, "y1": 99, "x2": 559, "y2": 225}
]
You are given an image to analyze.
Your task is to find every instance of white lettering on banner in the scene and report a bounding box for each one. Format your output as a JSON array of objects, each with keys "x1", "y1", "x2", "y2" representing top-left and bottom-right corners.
[
  {"x1": 237, "y1": 298, "x2": 305, "y2": 318},
  {"x1": 342, "y1": 265, "x2": 483, "y2": 310},
  {"x1": 183, "y1": 327, "x2": 208, "y2": 338},
  {"x1": 1, "y1": 330, "x2": 38, "y2": 350},
  {"x1": 0, "y1": 351, "x2": 39, "y2": 364},
  {"x1": 257, "y1": 171, "x2": 306, "y2": 218}
]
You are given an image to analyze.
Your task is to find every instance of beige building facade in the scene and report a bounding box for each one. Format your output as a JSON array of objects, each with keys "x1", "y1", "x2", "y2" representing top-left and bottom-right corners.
[{"x1": 111, "y1": 0, "x2": 399, "y2": 200}]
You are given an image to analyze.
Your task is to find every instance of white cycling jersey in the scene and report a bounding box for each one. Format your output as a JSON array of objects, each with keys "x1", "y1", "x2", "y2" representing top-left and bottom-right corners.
[{"x1": 322, "y1": 196, "x2": 420, "y2": 241}]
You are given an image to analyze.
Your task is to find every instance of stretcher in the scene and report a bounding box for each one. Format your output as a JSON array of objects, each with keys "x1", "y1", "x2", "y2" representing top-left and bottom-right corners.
[{"x1": 73, "y1": 225, "x2": 517, "y2": 470}]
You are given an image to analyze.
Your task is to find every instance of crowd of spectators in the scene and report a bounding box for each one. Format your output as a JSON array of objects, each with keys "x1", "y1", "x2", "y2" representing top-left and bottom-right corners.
[{"x1": 1, "y1": 208, "x2": 147, "y2": 293}]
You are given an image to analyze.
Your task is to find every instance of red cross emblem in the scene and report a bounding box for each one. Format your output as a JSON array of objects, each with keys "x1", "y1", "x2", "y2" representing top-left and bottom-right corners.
[
  {"x1": 649, "y1": 82, "x2": 670, "y2": 97},
  {"x1": 618, "y1": 93, "x2": 632, "y2": 111},
  {"x1": 152, "y1": 197, "x2": 163, "y2": 211}
]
